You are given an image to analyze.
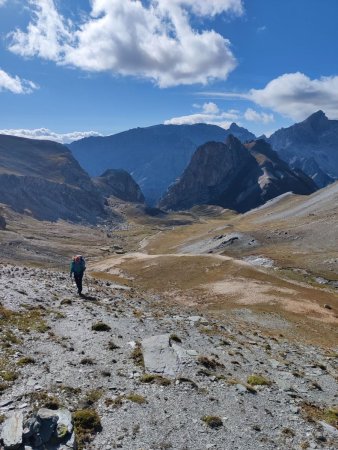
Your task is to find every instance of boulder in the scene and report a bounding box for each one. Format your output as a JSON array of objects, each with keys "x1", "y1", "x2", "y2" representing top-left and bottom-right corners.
[
  {"x1": 1, "y1": 411, "x2": 23, "y2": 450},
  {"x1": 23, "y1": 408, "x2": 75, "y2": 449},
  {"x1": 141, "y1": 334, "x2": 193, "y2": 377}
]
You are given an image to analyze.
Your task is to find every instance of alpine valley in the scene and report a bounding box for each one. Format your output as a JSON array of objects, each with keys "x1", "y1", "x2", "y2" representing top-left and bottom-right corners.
[{"x1": 0, "y1": 111, "x2": 337, "y2": 450}]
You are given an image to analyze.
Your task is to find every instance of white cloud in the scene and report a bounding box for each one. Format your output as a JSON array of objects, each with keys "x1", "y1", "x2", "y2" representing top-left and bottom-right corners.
[
  {"x1": 249, "y1": 73, "x2": 338, "y2": 120},
  {"x1": 0, "y1": 128, "x2": 102, "y2": 144},
  {"x1": 8, "y1": 0, "x2": 243, "y2": 87},
  {"x1": 0, "y1": 0, "x2": 7, "y2": 6},
  {"x1": 244, "y1": 108, "x2": 274, "y2": 123},
  {"x1": 0, "y1": 68, "x2": 38, "y2": 94},
  {"x1": 200, "y1": 72, "x2": 338, "y2": 121},
  {"x1": 202, "y1": 102, "x2": 220, "y2": 114},
  {"x1": 164, "y1": 102, "x2": 239, "y2": 128}
]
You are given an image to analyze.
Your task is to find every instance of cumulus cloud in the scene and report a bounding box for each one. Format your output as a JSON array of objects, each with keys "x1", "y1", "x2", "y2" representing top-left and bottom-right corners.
[
  {"x1": 0, "y1": 128, "x2": 102, "y2": 144},
  {"x1": 244, "y1": 108, "x2": 274, "y2": 123},
  {"x1": 8, "y1": 0, "x2": 243, "y2": 87},
  {"x1": 0, "y1": 68, "x2": 38, "y2": 94},
  {"x1": 164, "y1": 102, "x2": 239, "y2": 128},
  {"x1": 249, "y1": 73, "x2": 338, "y2": 120},
  {"x1": 200, "y1": 72, "x2": 338, "y2": 121}
]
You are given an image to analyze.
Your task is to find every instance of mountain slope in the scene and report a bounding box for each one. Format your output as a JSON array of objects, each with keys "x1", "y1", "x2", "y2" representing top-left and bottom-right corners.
[
  {"x1": 0, "y1": 135, "x2": 104, "y2": 222},
  {"x1": 268, "y1": 110, "x2": 338, "y2": 184},
  {"x1": 69, "y1": 123, "x2": 256, "y2": 204},
  {"x1": 159, "y1": 136, "x2": 316, "y2": 212}
]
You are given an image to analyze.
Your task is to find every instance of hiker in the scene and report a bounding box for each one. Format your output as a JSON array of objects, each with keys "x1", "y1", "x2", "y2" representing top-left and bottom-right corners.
[{"x1": 70, "y1": 255, "x2": 86, "y2": 295}]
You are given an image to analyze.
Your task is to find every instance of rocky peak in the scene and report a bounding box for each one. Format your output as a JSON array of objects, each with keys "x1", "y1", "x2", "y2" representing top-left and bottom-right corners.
[
  {"x1": 159, "y1": 137, "x2": 316, "y2": 212},
  {"x1": 93, "y1": 169, "x2": 145, "y2": 203}
]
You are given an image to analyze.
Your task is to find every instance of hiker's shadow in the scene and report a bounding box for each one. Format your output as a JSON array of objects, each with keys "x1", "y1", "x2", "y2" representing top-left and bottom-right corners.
[{"x1": 80, "y1": 293, "x2": 98, "y2": 301}]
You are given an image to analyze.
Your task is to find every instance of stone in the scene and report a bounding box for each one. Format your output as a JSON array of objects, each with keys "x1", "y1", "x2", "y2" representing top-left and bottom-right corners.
[
  {"x1": 142, "y1": 334, "x2": 180, "y2": 377},
  {"x1": 1, "y1": 411, "x2": 23, "y2": 450},
  {"x1": 319, "y1": 421, "x2": 338, "y2": 437}
]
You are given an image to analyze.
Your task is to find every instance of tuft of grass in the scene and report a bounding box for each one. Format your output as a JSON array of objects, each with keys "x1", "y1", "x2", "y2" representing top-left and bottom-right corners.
[
  {"x1": 131, "y1": 343, "x2": 144, "y2": 368},
  {"x1": 302, "y1": 403, "x2": 338, "y2": 429},
  {"x1": 282, "y1": 427, "x2": 295, "y2": 437},
  {"x1": 201, "y1": 415, "x2": 223, "y2": 428},
  {"x1": 17, "y1": 356, "x2": 36, "y2": 366},
  {"x1": 91, "y1": 322, "x2": 111, "y2": 332},
  {"x1": 176, "y1": 377, "x2": 198, "y2": 389},
  {"x1": 0, "y1": 383, "x2": 9, "y2": 392},
  {"x1": 73, "y1": 409, "x2": 102, "y2": 450},
  {"x1": 0, "y1": 414, "x2": 6, "y2": 424},
  {"x1": 0, "y1": 371, "x2": 18, "y2": 382},
  {"x1": 84, "y1": 389, "x2": 103, "y2": 406},
  {"x1": 126, "y1": 393, "x2": 147, "y2": 404},
  {"x1": 247, "y1": 374, "x2": 272, "y2": 386},
  {"x1": 198, "y1": 356, "x2": 224, "y2": 370},
  {"x1": 61, "y1": 299, "x2": 72, "y2": 305},
  {"x1": 80, "y1": 358, "x2": 95, "y2": 365},
  {"x1": 169, "y1": 334, "x2": 182, "y2": 343},
  {"x1": 108, "y1": 340, "x2": 120, "y2": 350},
  {"x1": 0, "y1": 304, "x2": 49, "y2": 334},
  {"x1": 140, "y1": 374, "x2": 171, "y2": 386}
]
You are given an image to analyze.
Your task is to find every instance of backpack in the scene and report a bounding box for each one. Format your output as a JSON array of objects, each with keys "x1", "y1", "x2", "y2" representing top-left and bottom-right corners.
[{"x1": 71, "y1": 255, "x2": 86, "y2": 273}]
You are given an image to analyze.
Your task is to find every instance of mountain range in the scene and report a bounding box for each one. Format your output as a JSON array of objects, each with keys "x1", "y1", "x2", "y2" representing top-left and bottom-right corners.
[
  {"x1": 268, "y1": 110, "x2": 338, "y2": 187},
  {"x1": 159, "y1": 136, "x2": 316, "y2": 212},
  {"x1": 69, "y1": 111, "x2": 337, "y2": 204},
  {"x1": 69, "y1": 123, "x2": 255, "y2": 205}
]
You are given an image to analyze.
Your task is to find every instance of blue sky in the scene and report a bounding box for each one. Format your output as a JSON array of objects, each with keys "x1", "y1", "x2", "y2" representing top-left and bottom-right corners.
[{"x1": 0, "y1": 0, "x2": 337, "y2": 142}]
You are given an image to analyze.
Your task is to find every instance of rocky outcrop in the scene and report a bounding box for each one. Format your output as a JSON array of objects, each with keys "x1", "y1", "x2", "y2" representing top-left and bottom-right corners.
[
  {"x1": 159, "y1": 136, "x2": 316, "y2": 212},
  {"x1": 268, "y1": 110, "x2": 338, "y2": 185},
  {"x1": 93, "y1": 169, "x2": 145, "y2": 203},
  {"x1": 69, "y1": 123, "x2": 256, "y2": 205},
  {"x1": 289, "y1": 157, "x2": 335, "y2": 189},
  {"x1": 0, "y1": 135, "x2": 105, "y2": 222},
  {"x1": 1, "y1": 408, "x2": 75, "y2": 450}
]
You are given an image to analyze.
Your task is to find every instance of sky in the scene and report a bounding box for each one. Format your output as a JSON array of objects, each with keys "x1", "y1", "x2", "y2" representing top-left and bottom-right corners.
[{"x1": 0, "y1": 0, "x2": 338, "y2": 143}]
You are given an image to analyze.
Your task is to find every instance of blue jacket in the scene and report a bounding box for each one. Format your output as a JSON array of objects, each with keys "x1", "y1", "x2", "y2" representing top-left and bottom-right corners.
[{"x1": 70, "y1": 257, "x2": 86, "y2": 274}]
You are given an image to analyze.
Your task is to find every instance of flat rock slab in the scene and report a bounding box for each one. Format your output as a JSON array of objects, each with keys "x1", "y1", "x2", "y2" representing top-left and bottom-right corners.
[
  {"x1": 1, "y1": 411, "x2": 23, "y2": 450},
  {"x1": 142, "y1": 334, "x2": 191, "y2": 376}
]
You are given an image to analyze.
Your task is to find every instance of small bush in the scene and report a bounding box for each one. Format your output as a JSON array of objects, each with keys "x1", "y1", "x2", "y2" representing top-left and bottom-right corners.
[
  {"x1": 92, "y1": 322, "x2": 111, "y2": 332},
  {"x1": 73, "y1": 409, "x2": 102, "y2": 449},
  {"x1": 201, "y1": 415, "x2": 223, "y2": 428}
]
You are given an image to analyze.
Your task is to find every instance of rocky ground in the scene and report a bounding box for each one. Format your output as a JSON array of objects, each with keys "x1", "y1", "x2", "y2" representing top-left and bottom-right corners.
[{"x1": 0, "y1": 264, "x2": 337, "y2": 450}]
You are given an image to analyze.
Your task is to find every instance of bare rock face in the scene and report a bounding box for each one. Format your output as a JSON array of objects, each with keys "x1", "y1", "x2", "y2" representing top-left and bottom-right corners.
[
  {"x1": 0, "y1": 135, "x2": 105, "y2": 222},
  {"x1": 159, "y1": 135, "x2": 317, "y2": 212},
  {"x1": 268, "y1": 110, "x2": 338, "y2": 184},
  {"x1": 93, "y1": 169, "x2": 145, "y2": 203}
]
